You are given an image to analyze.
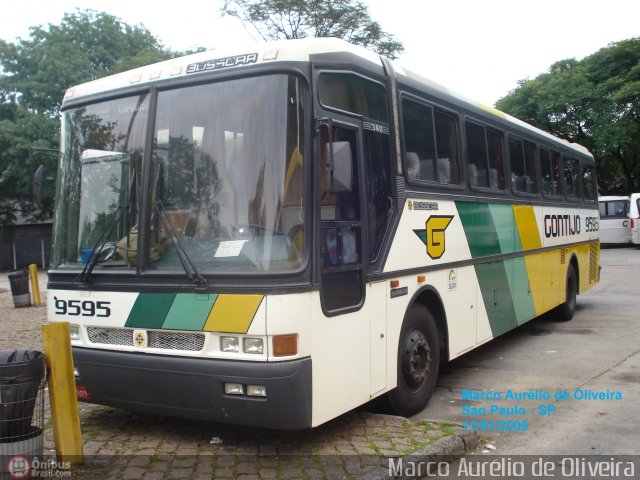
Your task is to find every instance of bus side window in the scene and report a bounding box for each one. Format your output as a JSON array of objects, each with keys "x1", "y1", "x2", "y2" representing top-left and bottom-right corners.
[
  {"x1": 509, "y1": 136, "x2": 538, "y2": 194},
  {"x1": 581, "y1": 164, "x2": 596, "y2": 202},
  {"x1": 465, "y1": 122, "x2": 488, "y2": 188},
  {"x1": 486, "y1": 128, "x2": 505, "y2": 190},
  {"x1": 541, "y1": 148, "x2": 562, "y2": 197},
  {"x1": 402, "y1": 98, "x2": 460, "y2": 185},
  {"x1": 466, "y1": 121, "x2": 505, "y2": 190},
  {"x1": 563, "y1": 156, "x2": 580, "y2": 199},
  {"x1": 402, "y1": 98, "x2": 436, "y2": 182},
  {"x1": 434, "y1": 109, "x2": 460, "y2": 184}
]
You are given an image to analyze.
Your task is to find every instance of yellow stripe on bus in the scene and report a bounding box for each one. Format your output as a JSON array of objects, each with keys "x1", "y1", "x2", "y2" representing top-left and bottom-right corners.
[
  {"x1": 522, "y1": 252, "x2": 545, "y2": 316},
  {"x1": 203, "y1": 294, "x2": 264, "y2": 333},
  {"x1": 513, "y1": 205, "x2": 542, "y2": 250},
  {"x1": 511, "y1": 204, "x2": 547, "y2": 316}
]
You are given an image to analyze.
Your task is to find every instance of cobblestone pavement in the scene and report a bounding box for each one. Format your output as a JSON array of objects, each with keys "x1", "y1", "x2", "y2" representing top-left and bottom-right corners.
[{"x1": 0, "y1": 273, "x2": 473, "y2": 479}]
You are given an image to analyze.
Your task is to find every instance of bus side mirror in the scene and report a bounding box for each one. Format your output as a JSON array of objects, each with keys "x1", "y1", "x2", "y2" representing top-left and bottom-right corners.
[
  {"x1": 325, "y1": 141, "x2": 353, "y2": 193},
  {"x1": 33, "y1": 164, "x2": 44, "y2": 208}
]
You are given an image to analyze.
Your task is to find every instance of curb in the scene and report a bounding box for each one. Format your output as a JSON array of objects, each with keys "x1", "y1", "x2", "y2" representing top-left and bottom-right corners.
[{"x1": 359, "y1": 428, "x2": 479, "y2": 479}]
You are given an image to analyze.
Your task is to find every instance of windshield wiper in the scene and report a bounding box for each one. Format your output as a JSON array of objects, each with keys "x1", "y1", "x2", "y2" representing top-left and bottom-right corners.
[
  {"x1": 77, "y1": 166, "x2": 137, "y2": 283},
  {"x1": 77, "y1": 207, "x2": 124, "y2": 283},
  {"x1": 155, "y1": 200, "x2": 208, "y2": 290}
]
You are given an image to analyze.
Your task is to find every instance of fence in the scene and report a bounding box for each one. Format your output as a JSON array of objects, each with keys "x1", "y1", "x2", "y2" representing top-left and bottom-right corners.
[{"x1": 0, "y1": 223, "x2": 52, "y2": 271}]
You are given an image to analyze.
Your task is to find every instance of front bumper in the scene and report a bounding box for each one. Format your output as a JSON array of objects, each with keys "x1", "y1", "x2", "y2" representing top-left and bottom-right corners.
[{"x1": 72, "y1": 347, "x2": 312, "y2": 430}]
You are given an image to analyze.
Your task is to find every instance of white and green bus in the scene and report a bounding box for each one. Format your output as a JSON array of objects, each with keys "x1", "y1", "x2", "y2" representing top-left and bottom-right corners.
[{"x1": 47, "y1": 38, "x2": 600, "y2": 429}]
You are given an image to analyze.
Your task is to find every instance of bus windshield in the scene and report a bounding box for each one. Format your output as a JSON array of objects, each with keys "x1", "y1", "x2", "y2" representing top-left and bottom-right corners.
[{"x1": 53, "y1": 74, "x2": 306, "y2": 274}]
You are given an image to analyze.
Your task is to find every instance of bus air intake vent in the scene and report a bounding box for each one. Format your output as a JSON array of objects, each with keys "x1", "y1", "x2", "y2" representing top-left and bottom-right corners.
[
  {"x1": 560, "y1": 248, "x2": 567, "y2": 265},
  {"x1": 589, "y1": 243, "x2": 598, "y2": 283},
  {"x1": 87, "y1": 327, "x2": 205, "y2": 352},
  {"x1": 87, "y1": 327, "x2": 134, "y2": 346},
  {"x1": 148, "y1": 331, "x2": 205, "y2": 351}
]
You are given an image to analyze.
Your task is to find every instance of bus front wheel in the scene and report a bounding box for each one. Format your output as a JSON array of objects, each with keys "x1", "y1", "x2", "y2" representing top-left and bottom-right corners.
[
  {"x1": 556, "y1": 265, "x2": 577, "y2": 321},
  {"x1": 388, "y1": 304, "x2": 440, "y2": 417}
]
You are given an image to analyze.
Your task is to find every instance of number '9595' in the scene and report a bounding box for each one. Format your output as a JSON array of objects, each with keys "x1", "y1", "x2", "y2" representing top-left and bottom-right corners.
[{"x1": 53, "y1": 297, "x2": 111, "y2": 317}]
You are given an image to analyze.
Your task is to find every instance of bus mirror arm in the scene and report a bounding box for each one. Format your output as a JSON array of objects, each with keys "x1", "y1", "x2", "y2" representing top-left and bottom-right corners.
[
  {"x1": 30, "y1": 148, "x2": 63, "y2": 209},
  {"x1": 32, "y1": 165, "x2": 44, "y2": 208}
]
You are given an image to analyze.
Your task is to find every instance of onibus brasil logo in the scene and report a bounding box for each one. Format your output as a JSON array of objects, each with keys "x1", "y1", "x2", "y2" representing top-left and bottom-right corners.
[
  {"x1": 413, "y1": 215, "x2": 454, "y2": 259},
  {"x1": 6, "y1": 455, "x2": 72, "y2": 478}
]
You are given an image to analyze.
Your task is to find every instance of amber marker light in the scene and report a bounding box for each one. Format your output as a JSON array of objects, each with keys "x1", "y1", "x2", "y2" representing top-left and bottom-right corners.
[
  {"x1": 417, "y1": 275, "x2": 426, "y2": 284},
  {"x1": 273, "y1": 334, "x2": 298, "y2": 357},
  {"x1": 390, "y1": 280, "x2": 400, "y2": 288}
]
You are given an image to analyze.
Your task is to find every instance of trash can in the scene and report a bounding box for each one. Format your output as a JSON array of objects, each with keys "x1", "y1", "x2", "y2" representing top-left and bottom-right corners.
[
  {"x1": 0, "y1": 350, "x2": 45, "y2": 478},
  {"x1": 7, "y1": 271, "x2": 31, "y2": 308}
]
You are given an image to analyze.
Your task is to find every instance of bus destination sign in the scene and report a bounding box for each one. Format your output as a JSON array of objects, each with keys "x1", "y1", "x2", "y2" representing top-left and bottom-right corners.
[{"x1": 186, "y1": 53, "x2": 259, "y2": 75}]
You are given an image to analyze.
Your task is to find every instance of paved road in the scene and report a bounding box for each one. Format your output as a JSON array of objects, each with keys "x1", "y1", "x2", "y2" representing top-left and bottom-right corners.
[
  {"x1": 3, "y1": 245, "x2": 637, "y2": 468},
  {"x1": 413, "y1": 246, "x2": 640, "y2": 454},
  {"x1": 0, "y1": 269, "x2": 466, "y2": 479}
]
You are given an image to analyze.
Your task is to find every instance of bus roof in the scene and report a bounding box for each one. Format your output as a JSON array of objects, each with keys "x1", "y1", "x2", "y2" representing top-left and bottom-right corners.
[
  {"x1": 63, "y1": 37, "x2": 381, "y2": 102},
  {"x1": 64, "y1": 37, "x2": 591, "y2": 158}
]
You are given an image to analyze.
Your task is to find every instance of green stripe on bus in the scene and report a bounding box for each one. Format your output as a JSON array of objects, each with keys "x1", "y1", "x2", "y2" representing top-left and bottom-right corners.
[
  {"x1": 513, "y1": 212, "x2": 524, "y2": 252},
  {"x1": 475, "y1": 261, "x2": 519, "y2": 337},
  {"x1": 161, "y1": 293, "x2": 218, "y2": 331},
  {"x1": 125, "y1": 293, "x2": 176, "y2": 329},
  {"x1": 456, "y1": 202, "x2": 501, "y2": 257},
  {"x1": 488, "y1": 203, "x2": 516, "y2": 254},
  {"x1": 504, "y1": 257, "x2": 536, "y2": 325}
]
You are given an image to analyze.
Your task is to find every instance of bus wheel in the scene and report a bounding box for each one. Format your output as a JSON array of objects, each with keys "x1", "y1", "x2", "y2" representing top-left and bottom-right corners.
[
  {"x1": 556, "y1": 265, "x2": 577, "y2": 321},
  {"x1": 388, "y1": 304, "x2": 440, "y2": 416}
]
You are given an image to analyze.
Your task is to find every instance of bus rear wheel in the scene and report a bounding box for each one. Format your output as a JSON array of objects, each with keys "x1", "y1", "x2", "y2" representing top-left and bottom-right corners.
[
  {"x1": 388, "y1": 304, "x2": 440, "y2": 416},
  {"x1": 556, "y1": 265, "x2": 577, "y2": 321}
]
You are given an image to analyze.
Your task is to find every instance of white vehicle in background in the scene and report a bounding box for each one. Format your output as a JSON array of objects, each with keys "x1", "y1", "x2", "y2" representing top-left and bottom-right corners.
[
  {"x1": 630, "y1": 193, "x2": 640, "y2": 244},
  {"x1": 598, "y1": 196, "x2": 630, "y2": 244}
]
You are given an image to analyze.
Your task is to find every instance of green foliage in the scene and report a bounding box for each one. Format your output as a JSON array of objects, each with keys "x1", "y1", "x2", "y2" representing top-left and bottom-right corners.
[
  {"x1": 0, "y1": 10, "x2": 177, "y2": 224},
  {"x1": 0, "y1": 10, "x2": 173, "y2": 117},
  {"x1": 0, "y1": 107, "x2": 58, "y2": 223},
  {"x1": 222, "y1": 0, "x2": 404, "y2": 59},
  {"x1": 496, "y1": 38, "x2": 640, "y2": 195}
]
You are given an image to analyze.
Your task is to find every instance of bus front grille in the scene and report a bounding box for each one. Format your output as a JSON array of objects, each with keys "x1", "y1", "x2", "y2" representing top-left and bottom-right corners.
[
  {"x1": 87, "y1": 327, "x2": 134, "y2": 346},
  {"x1": 148, "y1": 331, "x2": 205, "y2": 351},
  {"x1": 86, "y1": 327, "x2": 205, "y2": 352}
]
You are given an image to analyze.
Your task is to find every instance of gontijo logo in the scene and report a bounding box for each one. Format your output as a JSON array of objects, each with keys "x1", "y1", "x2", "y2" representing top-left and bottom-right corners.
[{"x1": 414, "y1": 215, "x2": 454, "y2": 259}]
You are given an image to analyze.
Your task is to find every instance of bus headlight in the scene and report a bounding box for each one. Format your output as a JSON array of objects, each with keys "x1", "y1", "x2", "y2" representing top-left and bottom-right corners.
[
  {"x1": 220, "y1": 336, "x2": 239, "y2": 353},
  {"x1": 69, "y1": 324, "x2": 80, "y2": 341},
  {"x1": 247, "y1": 385, "x2": 267, "y2": 397},
  {"x1": 224, "y1": 383, "x2": 244, "y2": 395},
  {"x1": 243, "y1": 338, "x2": 264, "y2": 354}
]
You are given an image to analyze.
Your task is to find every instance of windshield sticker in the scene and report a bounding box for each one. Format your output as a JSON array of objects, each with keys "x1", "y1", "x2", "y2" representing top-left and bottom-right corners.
[
  {"x1": 215, "y1": 240, "x2": 248, "y2": 258},
  {"x1": 186, "y1": 53, "x2": 258, "y2": 75}
]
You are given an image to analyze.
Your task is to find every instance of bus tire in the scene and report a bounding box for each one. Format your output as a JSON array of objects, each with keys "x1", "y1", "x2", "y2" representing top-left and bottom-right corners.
[
  {"x1": 556, "y1": 265, "x2": 577, "y2": 321},
  {"x1": 388, "y1": 304, "x2": 440, "y2": 417}
]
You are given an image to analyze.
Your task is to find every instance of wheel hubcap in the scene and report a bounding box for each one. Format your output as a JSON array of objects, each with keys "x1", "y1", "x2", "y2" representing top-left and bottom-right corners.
[{"x1": 401, "y1": 329, "x2": 431, "y2": 391}]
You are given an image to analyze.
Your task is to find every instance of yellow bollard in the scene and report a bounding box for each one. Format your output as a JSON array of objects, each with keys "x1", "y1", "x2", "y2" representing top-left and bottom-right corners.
[
  {"x1": 28, "y1": 263, "x2": 42, "y2": 306},
  {"x1": 41, "y1": 322, "x2": 84, "y2": 464}
]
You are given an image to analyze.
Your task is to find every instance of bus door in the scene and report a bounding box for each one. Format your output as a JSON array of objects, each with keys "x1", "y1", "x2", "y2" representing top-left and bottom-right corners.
[
  {"x1": 318, "y1": 118, "x2": 365, "y2": 315},
  {"x1": 315, "y1": 115, "x2": 385, "y2": 407}
]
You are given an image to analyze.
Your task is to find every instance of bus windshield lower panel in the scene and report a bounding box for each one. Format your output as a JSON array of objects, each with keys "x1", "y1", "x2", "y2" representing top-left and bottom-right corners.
[{"x1": 53, "y1": 74, "x2": 306, "y2": 274}]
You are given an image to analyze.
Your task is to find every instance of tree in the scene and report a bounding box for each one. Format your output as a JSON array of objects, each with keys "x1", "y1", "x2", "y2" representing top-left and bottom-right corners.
[
  {"x1": 221, "y1": 0, "x2": 404, "y2": 59},
  {"x1": 0, "y1": 10, "x2": 176, "y2": 223},
  {"x1": 0, "y1": 108, "x2": 58, "y2": 223},
  {"x1": 0, "y1": 10, "x2": 173, "y2": 117},
  {"x1": 496, "y1": 38, "x2": 640, "y2": 195}
]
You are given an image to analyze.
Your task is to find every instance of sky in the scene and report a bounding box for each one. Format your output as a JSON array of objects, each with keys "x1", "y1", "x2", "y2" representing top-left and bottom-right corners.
[{"x1": 0, "y1": 0, "x2": 638, "y2": 106}]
